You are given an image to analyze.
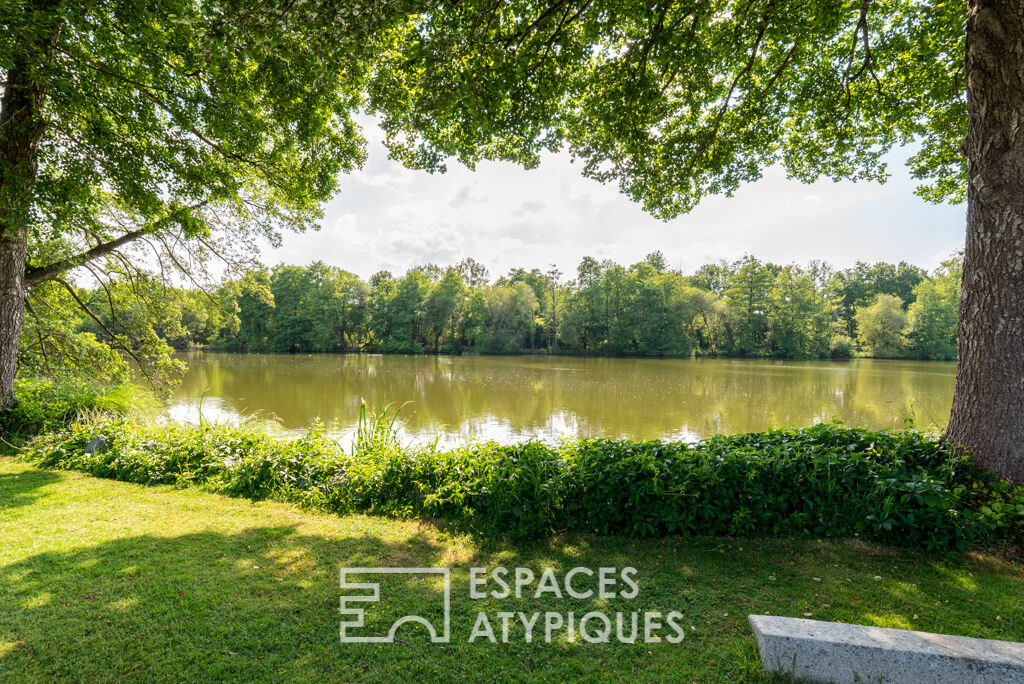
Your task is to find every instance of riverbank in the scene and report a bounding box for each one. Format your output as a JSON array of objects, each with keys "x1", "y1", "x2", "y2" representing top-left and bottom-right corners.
[
  {"x1": 13, "y1": 414, "x2": 1024, "y2": 552},
  {"x1": 197, "y1": 344, "x2": 956, "y2": 361},
  {"x1": 3, "y1": 377, "x2": 1020, "y2": 550},
  {"x1": 1, "y1": 456, "x2": 1021, "y2": 682}
]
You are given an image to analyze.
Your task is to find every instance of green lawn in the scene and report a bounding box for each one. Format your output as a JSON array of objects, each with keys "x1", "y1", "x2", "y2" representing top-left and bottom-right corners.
[{"x1": 1, "y1": 457, "x2": 1021, "y2": 682}]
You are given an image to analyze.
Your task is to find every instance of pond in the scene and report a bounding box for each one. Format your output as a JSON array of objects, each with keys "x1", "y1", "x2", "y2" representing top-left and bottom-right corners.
[{"x1": 166, "y1": 353, "x2": 956, "y2": 446}]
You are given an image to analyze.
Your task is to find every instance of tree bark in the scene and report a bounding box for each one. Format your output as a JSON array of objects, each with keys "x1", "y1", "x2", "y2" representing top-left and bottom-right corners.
[
  {"x1": 24, "y1": 228, "x2": 149, "y2": 288},
  {"x1": 0, "y1": 61, "x2": 48, "y2": 407},
  {"x1": 0, "y1": 1, "x2": 61, "y2": 408},
  {"x1": 946, "y1": 1, "x2": 1024, "y2": 483},
  {"x1": 0, "y1": 232, "x2": 26, "y2": 409}
]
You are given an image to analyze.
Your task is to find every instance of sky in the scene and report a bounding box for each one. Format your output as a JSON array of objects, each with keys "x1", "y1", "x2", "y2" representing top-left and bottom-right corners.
[{"x1": 267, "y1": 119, "x2": 967, "y2": 281}]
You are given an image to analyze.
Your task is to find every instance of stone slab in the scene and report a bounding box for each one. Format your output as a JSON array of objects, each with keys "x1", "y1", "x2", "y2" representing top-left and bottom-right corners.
[{"x1": 749, "y1": 614, "x2": 1024, "y2": 683}]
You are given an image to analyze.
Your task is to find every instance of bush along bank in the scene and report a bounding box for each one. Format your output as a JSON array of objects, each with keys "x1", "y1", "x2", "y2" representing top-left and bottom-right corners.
[
  {"x1": 0, "y1": 378, "x2": 157, "y2": 436},
  {"x1": 18, "y1": 420, "x2": 1024, "y2": 550}
]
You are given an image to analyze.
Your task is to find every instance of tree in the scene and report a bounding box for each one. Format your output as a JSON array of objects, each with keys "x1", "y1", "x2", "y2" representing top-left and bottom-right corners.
[
  {"x1": 767, "y1": 266, "x2": 830, "y2": 359},
  {"x1": 425, "y1": 268, "x2": 466, "y2": 352},
  {"x1": 603, "y1": 263, "x2": 633, "y2": 353},
  {"x1": 573, "y1": 256, "x2": 606, "y2": 352},
  {"x1": 832, "y1": 261, "x2": 926, "y2": 335},
  {"x1": 196, "y1": 253, "x2": 958, "y2": 363},
  {"x1": 6, "y1": 1, "x2": 1023, "y2": 479},
  {"x1": 641, "y1": 251, "x2": 668, "y2": 273},
  {"x1": 724, "y1": 256, "x2": 773, "y2": 356},
  {"x1": 906, "y1": 258, "x2": 961, "y2": 361},
  {"x1": 268, "y1": 266, "x2": 316, "y2": 353},
  {"x1": 295, "y1": 263, "x2": 369, "y2": 352},
  {"x1": 368, "y1": 1, "x2": 1021, "y2": 481},
  {"x1": 1, "y1": 0, "x2": 401, "y2": 401},
  {"x1": 235, "y1": 270, "x2": 274, "y2": 352},
  {"x1": 497, "y1": 266, "x2": 552, "y2": 349},
  {"x1": 367, "y1": 271, "x2": 397, "y2": 348},
  {"x1": 455, "y1": 257, "x2": 490, "y2": 289},
  {"x1": 462, "y1": 290, "x2": 490, "y2": 348},
  {"x1": 688, "y1": 288, "x2": 728, "y2": 356},
  {"x1": 374, "y1": 270, "x2": 428, "y2": 354},
  {"x1": 484, "y1": 282, "x2": 537, "y2": 353},
  {"x1": 689, "y1": 262, "x2": 732, "y2": 297},
  {"x1": 855, "y1": 294, "x2": 908, "y2": 359},
  {"x1": 632, "y1": 265, "x2": 697, "y2": 357},
  {"x1": 542, "y1": 265, "x2": 562, "y2": 351}
]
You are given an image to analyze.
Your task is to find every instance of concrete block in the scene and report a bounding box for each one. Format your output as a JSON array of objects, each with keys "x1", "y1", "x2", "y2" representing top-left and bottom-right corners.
[{"x1": 749, "y1": 614, "x2": 1024, "y2": 683}]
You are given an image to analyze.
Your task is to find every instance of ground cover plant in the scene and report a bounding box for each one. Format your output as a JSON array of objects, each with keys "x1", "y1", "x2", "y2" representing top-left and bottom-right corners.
[
  {"x1": 1, "y1": 458, "x2": 1022, "y2": 682},
  {"x1": 0, "y1": 378, "x2": 156, "y2": 436},
  {"x1": 15, "y1": 408, "x2": 1024, "y2": 552}
]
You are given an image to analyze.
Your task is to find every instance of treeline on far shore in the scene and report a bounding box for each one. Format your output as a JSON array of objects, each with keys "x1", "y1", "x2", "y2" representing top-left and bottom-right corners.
[{"x1": 57, "y1": 252, "x2": 963, "y2": 364}]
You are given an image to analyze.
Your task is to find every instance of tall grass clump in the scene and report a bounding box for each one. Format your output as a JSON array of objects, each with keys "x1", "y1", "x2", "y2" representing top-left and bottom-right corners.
[{"x1": 352, "y1": 399, "x2": 407, "y2": 456}]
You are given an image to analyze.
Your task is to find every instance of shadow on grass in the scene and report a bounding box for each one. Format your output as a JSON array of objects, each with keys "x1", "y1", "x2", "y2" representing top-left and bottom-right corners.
[
  {"x1": 0, "y1": 526, "x2": 790, "y2": 682},
  {"x1": 0, "y1": 469, "x2": 60, "y2": 510},
  {"x1": 1, "y1": 464, "x2": 1020, "y2": 682},
  {"x1": 3, "y1": 531, "x2": 1019, "y2": 683},
  {"x1": 0, "y1": 525, "x2": 459, "y2": 681}
]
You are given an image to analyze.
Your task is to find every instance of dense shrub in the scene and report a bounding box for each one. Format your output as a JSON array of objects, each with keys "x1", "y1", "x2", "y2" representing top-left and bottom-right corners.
[
  {"x1": 0, "y1": 378, "x2": 156, "y2": 434},
  {"x1": 20, "y1": 421, "x2": 1024, "y2": 550},
  {"x1": 829, "y1": 334, "x2": 856, "y2": 358}
]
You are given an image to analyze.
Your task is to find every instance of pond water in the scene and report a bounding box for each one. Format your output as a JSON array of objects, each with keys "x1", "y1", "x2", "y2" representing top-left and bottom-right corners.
[{"x1": 166, "y1": 353, "x2": 956, "y2": 446}]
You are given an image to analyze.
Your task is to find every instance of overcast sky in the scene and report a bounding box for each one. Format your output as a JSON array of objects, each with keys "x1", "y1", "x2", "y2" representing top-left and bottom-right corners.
[{"x1": 268, "y1": 119, "x2": 966, "y2": 281}]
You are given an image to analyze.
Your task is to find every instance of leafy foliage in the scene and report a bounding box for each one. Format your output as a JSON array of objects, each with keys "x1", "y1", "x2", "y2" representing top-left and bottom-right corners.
[
  {"x1": 368, "y1": 0, "x2": 966, "y2": 212},
  {"x1": 3, "y1": 0, "x2": 413, "y2": 397},
  {"x1": 22, "y1": 420, "x2": 1022, "y2": 550},
  {"x1": 0, "y1": 377, "x2": 156, "y2": 434},
  {"x1": 9, "y1": 0, "x2": 965, "y2": 234},
  {"x1": 100, "y1": 253, "x2": 962, "y2": 364},
  {"x1": 855, "y1": 293, "x2": 909, "y2": 358},
  {"x1": 906, "y1": 257, "x2": 962, "y2": 361},
  {"x1": 18, "y1": 282, "x2": 135, "y2": 385}
]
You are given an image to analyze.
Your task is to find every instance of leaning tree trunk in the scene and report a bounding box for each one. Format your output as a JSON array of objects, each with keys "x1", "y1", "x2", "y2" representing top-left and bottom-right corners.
[{"x1": 946, "y1": 1, "x2": 1024, "y2": 483}]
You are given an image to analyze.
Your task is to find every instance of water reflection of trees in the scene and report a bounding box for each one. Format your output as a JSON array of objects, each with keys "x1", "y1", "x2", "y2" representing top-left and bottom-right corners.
[{"x1": 172, "y1": 353, "x2": 955, "y2": 441}]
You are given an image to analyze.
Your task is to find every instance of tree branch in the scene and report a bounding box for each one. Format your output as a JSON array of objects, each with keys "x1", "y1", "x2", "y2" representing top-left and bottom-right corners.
[
  {"x1": 24, "y1": 228, "x2": 148, "y2": 287},
  {"x1": 25, "y1": 198, "x2": 211, "y2": 287},
  {"x1": 52, "y1": 277, "x2": 152, "y2": 383},
  {"x1": 505, "y1": 0, "x2": 576, "y2": 48},
  {"x1": 682, "y1": 0, "x2": 775, "y2": 178}
]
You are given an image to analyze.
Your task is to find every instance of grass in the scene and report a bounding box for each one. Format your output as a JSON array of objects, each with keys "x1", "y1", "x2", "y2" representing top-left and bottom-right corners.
[{"x1": 1, "y1": 457, "x2": 1022, "y2": 682}]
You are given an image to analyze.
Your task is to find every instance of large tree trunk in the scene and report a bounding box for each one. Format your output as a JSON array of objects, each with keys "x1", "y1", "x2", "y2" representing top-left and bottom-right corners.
[
  {"x1": 0, "y1": 231, "x2": 27, "y2": 409},
  {"x1": 0, "y1": 3, "x2": 60, "y2": 408},
  {"x1": 946, "y1": 1, "x2": 1024, "y2": 483},
  {"x1": 0, "y1": 62, "x2": 45, "y2": 408}
]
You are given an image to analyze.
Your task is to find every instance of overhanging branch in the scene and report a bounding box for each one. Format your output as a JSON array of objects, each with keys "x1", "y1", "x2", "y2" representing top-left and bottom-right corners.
[
  {"x1": 51, "y1": 276, "x2": 153, "y2": 384},
  {"x1": 24, "y1": 198, "x2": 210, "y2": 287},
  {"x1": 24, "y1": 228, "x2": 148, "y2": 287}
]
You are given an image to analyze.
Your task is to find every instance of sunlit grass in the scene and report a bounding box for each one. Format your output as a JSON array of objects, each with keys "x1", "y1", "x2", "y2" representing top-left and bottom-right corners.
[{"x1": 1, "y1": 457, "x2": 1022, "y2": 682}]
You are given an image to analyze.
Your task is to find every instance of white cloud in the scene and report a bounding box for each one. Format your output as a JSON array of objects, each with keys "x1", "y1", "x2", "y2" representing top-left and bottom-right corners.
[{"x1": 268, "y1": 119, "x2": 966, "y2": 280}]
